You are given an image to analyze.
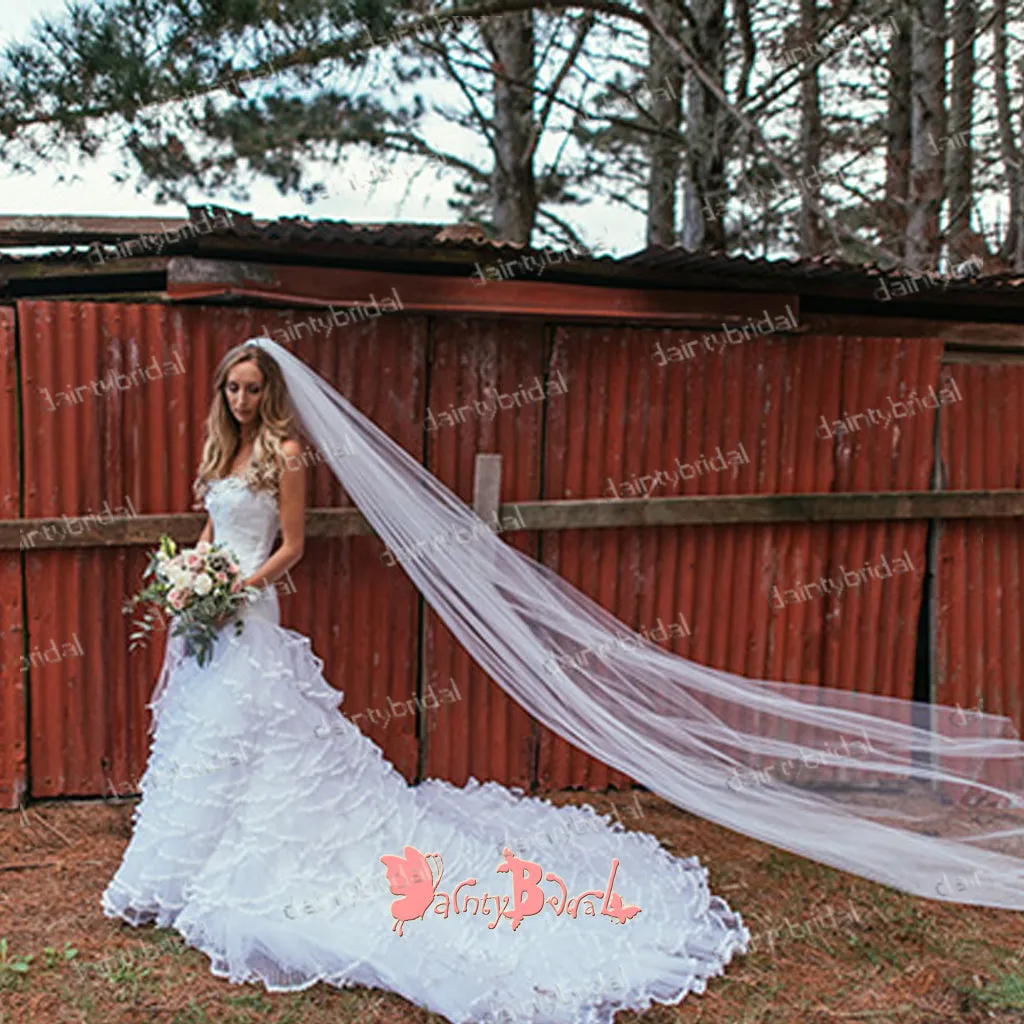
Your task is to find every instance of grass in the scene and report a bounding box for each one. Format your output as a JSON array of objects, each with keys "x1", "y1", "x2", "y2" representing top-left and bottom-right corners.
[
  {"x1": 3, "y1": 795, "x2": 1024, "y2": 1024},
  {"x1": 92, "y1": 947, "x2": 159, "y2": 1002}
]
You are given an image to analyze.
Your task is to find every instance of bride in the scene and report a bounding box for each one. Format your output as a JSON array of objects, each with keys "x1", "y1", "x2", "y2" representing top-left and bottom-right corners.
[
  {"x1": 103, "y1": 335, "x2": 1024, "y2": 1020},
  {"x1": 101, "y1": 339, "x2": 751, "y2": 1024}
]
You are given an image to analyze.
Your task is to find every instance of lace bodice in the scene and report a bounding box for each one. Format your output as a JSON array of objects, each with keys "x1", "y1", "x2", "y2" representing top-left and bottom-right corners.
[{"x1": 204, "y1": 478, "x2": 281, "y2": 622}]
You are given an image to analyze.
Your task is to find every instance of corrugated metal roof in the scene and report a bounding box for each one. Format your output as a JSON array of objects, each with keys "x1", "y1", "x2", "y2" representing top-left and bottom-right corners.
[{"x1": 1, "y1": 205, "x2": 1023, "y2": 302}]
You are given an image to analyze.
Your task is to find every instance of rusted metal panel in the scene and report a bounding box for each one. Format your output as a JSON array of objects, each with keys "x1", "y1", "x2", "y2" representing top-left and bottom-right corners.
[
  {"x1": 813, "y1": 337, "x2": 942, "y2": 783},
  {"x1": 422, "y1": 317, "x2": 547, "y2": 789},
  {"x1": 283, "y1": 318, "x2": 427, "y2": 784},
  {"x1": 18, "y1": 300, "x2": 209, "y2": 798},
  {"x1": 938, "y1": 362, "x2": 1024, "y2": 742},
  {"x1": 16, "y1": 300, "x2": 424, "y2": 798},
  {"x1": 820, "y1": 338, "x2": 939, "y2": 693},
  {"x1": 539, "y1": 327, "x2": 940, "y2": 789},
  {"x1": 0, "y1": 306, "x2": 25, "y2": 808}
]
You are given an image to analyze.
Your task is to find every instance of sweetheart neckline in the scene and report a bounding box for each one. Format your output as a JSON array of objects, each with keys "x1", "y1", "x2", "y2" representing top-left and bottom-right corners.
[{"x1": 208, "y1": 476, "x2": 278, "y2": 506}]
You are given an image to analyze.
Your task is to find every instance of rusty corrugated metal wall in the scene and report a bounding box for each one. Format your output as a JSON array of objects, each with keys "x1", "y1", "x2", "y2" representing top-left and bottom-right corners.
[
  {"x1": 0, "y1": 307, "x2": 23, "y2": 808},
  {"x1": 0, "y1": 295, "x2": 1005, "y2": 807},
  {"x1": 539, "y1": 328, "x2": 943, "y2": 788},
  {"x1": 938, "y1": 362, "x2": 1024, "y2": 739},
  {"x1": 11, "y1": 301, "x2": 425, "y2": 802}
]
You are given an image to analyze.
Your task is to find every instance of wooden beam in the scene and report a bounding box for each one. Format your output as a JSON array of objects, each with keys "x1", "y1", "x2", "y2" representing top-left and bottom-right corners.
[
  {"x1": 3, "y1": 507, "x2": 374, "y2": 552},
  {"x1": 166, "y1": 256, "x2": 802, "y2": 326},
  {"x1": 4, "y1": 490, "x2": 1024, "y2": 552},
  {"x1": 508, "y1": 490, "x2": 1024, "y2": 529},
  {"x1": 803, "y1": 313, "x2": 1024, "y2": 347},
  {"x1": 0, "y1": 257, "x2": 170, "y2": 282},
  {"x1": 0, "y1": 215, "x2": 191, "y2": 245}
]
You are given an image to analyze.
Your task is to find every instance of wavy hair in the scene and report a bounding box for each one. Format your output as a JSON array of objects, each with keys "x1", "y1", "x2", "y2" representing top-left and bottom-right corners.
[{"x1": 192, "y1": 343, "x2": 300, "y2": 508}]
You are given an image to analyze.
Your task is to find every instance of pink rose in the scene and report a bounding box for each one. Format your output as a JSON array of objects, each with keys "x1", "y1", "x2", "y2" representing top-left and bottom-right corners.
[
  {"x1": 167, "y1": 588, "x2": 187, "y2": 610},
  {"x1": 231, "y1": 578, "x2": 243, "y2": 593},
  {"x1": 215, "y1": 571, "x2": 228, "y2": 584},
  {"x1": 185, "y1": 553, "x2": 203, "y2": 569}
]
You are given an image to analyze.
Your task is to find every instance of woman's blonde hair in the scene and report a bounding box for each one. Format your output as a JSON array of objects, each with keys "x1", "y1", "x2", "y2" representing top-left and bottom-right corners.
[{"x1": 192, "y1": 343, "x2": 300, "y2": 508}]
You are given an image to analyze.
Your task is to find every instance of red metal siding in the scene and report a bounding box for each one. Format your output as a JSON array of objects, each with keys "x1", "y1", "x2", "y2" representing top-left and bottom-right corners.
[
  {"x1": 938, "y1": 362, "x2": 1024, "y2": 735},
  {"x1": 540, "y1": 327, "x2": 941, "y2": 788},
  {"x1": 6, "y1": 294, "x2": 998, "y2": 807},
  {"x1": 16, "y1": 301, "x2": 424, "y2": 798},
  {"x1": 0, "y1": 307, "x2": 24, "y2": 808},
  {"x1": 422, "y1": 317, "x2": 546, "y2": 788}
]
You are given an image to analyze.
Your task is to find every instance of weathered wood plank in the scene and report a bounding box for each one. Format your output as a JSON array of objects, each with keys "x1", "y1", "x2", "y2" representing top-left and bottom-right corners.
[{"x1": 4, "y1": 490, "x2": 1024, "y2": 551}]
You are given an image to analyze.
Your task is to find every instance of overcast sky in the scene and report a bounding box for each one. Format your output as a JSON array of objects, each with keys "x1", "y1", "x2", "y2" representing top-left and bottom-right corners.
[{"x1": 0, "y1": 3, "x2": 638, "y2": 254}]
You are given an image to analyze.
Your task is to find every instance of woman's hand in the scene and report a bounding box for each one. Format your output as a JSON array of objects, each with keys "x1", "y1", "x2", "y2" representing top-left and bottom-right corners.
[{"x1": 211, "y1": 606, "x2": 239, "y2": 631}]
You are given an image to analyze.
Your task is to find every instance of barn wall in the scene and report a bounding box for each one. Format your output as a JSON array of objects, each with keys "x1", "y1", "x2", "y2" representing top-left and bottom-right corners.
[
  {"x1": 10, "y1": 301, "x2": 425, "y2": 801},
  {"x1": 0, "y1": 293, "x2": 999, "y2": 808},
  {"x1": 0, "y1": 307, "x2": 24, "y2": 808},
  {"x1": 938, "y1": 361, "x2": 1024, "y2": 737},
  {"x1": 538, "y1": 327, "x2": 943, "y2": 787}
]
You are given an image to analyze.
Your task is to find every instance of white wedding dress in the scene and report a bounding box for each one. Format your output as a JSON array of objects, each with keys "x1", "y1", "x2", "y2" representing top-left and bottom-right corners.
[{"x1": 102, "y1": 473, "x2": 750, "y2": 1024}]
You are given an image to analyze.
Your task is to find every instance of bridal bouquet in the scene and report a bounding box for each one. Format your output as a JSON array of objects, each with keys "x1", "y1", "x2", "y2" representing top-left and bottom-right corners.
[{"x1": 123, "y1": 535, "x2": 260, "y2": 667}]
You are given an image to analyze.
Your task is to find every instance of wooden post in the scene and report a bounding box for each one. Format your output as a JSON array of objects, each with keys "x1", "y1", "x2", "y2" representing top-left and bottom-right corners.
[{"x1": 472, "y1": 454, "x2": 503, "y2": 524}]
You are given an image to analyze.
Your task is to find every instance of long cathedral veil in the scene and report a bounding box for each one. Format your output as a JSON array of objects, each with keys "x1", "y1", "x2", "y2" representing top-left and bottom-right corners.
[{"x1": 243, "y1": 335, "x2": 1024, "y2": 911}]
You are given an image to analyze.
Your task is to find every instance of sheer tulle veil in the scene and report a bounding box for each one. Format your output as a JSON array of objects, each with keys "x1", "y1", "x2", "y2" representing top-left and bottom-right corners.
[{"x1": 234, "y1": 335, "x2": 1024, "y2": 911}]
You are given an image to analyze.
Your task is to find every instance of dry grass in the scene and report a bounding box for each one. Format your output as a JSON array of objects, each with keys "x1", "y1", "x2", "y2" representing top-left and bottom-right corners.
[{"x1": 1, "y1": 789, "x2": 1023, "y2": 1024}]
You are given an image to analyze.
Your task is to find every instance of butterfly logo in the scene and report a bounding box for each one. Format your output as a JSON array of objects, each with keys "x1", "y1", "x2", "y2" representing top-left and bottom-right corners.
[
  {"x1": 604, "y1": 890, "x2": 642, "y2": 925},
  {"x1": 379, "y1": 846, "x2": 444, "y2": 936}
]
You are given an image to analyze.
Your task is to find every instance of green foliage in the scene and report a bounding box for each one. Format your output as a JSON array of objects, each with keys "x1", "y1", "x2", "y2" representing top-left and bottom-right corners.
[
  {"x1": 0, "y1": 938, "x2": 33, "y2": 981},
  {"x1": 0, "y1": 0, "x2": 422, "y2": 200},
  {"x1": 41, "y1": 943, "x2": 79, "y2": 969}
]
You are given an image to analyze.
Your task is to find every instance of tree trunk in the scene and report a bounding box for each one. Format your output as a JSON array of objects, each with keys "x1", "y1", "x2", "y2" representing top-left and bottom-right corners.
[
  {"x1": 993, "y1": 0, "x2": 1024, "y2": 270},
  {"x1": 906, "y1": 0, "x2": 946, "y2": 271},
  {"x1": 646, "y1": 0, "x2": 685, "y2": 247},
  {"x1": 490, "y1": 12, "x2": 538, "y2": 244},
  {"x1": 798, "y1": 0, "x2": 823, "y2": 255},
  {"x1": 946, "y1": 0, "x2": 975, "y2": 260},
  {"x1": 680, "y1": 0, "x2": 727, "y2": 251},
  {"x1": 885, "y1": 0, "x2": 913, "y2": 255}
]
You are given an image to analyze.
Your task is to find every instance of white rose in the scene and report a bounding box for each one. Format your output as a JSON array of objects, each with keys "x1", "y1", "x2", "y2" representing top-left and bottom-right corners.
[
  {"x1": 164, "y1": 566, "x2": 188, "y2": 588},
  {"x1": 192, "y1": 572, "x2": 213, "y2": 596}
]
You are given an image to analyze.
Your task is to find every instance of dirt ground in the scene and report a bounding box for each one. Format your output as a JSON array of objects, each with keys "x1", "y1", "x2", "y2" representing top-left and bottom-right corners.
[{"x1": 1, "y1": 788, "x2": 1023, "y2": 1024}]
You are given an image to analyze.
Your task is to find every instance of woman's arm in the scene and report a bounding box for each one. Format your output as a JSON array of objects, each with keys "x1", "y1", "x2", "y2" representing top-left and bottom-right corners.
[
  {"x1": 242, "y1": 439, "x2": 306, "y2": 591},
  {"x1": 199, "y1": 515, "x2": 214, "y2": 545}
]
